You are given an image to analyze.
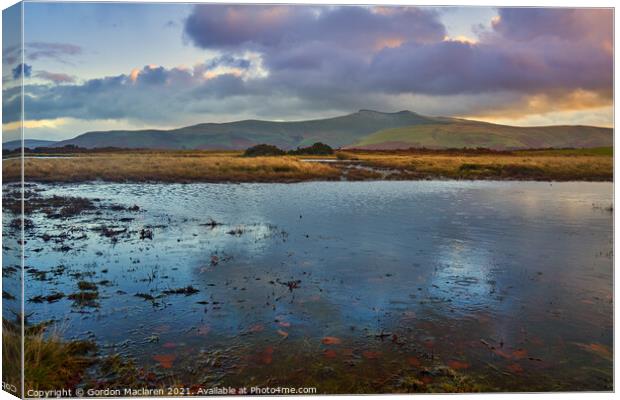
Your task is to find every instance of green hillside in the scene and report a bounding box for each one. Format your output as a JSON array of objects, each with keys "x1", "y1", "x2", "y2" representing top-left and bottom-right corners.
[
  {"x1": 56, "y1": 110, "x2": 443, "y2": 150},
  {"x1": 44, "y1": 110, "x2": 613, "y2": 151},
  {"x1": 350, "y1": 121, "x2": 613, "y2": 150}
]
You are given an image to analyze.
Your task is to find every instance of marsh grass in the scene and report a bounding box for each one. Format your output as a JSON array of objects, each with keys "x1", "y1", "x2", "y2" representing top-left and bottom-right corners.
[
  {"x1": 2, "y1": 319, "x2": 21, "y2": 396},
  {"x1": 2, "y1": 318, "x2": 183, "y2": 393},
  {"x1": 2, "y1": 318, "x2": 97, "y2": 393},
  {"x1": 2, "y1": 148, "x2": 612, "y2": 183},
  {"x1": 351, "y1": 151, "x2": 612, "y2": 181},
  {"x1": 4, "y1": 154, "x2": 341, "y2": 183}
]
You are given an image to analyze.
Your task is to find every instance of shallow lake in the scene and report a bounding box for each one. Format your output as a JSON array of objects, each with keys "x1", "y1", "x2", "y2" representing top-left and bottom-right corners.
[{"x1": 4, "y1": 181, "x2": 613, "y2": 392}]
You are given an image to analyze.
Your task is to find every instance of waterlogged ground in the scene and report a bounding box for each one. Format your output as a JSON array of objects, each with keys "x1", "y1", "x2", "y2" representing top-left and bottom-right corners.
[{"x1": 3, "y1": 181, "x2": 613, "y2": 393}]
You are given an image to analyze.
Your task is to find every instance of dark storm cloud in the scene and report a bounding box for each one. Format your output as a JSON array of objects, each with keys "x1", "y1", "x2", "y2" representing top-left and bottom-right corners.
[
  {"x1": 365, "y1": 37, "x2": 611, "y2": 96},
  {"x1": 182, "y1": 5, "x2": 612, "y2": 99},
  {"x1": 184, "y1": 5, "x2": 445, "y2": 50},
  {"x1": 492, "y1": 8, "x2": 612, "y2": 42},
  {"x1": 193, "y1": 73, "x2": 253, "y2": 98}
]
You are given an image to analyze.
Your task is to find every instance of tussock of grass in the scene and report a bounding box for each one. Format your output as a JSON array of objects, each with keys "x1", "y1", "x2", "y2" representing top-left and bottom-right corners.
[
  {"x1": 68, "y1": 291, "x2": 99, "y2": 308},
  {"x1": 2, "y1": 318, "x2": 97, "y2": 393},
  {"x1": 77, "y1": 281, "x2": 98, "y2": 291},
  {"x1": 2, "y1": 319, "x2": 21, "y2": 396}
]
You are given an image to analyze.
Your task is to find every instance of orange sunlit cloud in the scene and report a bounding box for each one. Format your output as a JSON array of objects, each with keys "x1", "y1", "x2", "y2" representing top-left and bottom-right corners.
[{"x1": 463, "y1": 89, "x2": 612, "y2": 126}]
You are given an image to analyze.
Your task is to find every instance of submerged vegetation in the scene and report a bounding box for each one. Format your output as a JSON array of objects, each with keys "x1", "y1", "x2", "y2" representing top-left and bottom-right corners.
[
  {"x1": 1, "y1": 317, "x2": 491, "y2": 394},
  {"x1": 2, "y1": 146, "x2": 612, "y2": 183}
]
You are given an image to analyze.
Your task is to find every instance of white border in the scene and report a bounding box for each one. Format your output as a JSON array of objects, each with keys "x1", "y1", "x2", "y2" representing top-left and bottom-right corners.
[{"x1": 0, "y1": 1, "x2": 616, "y2": 400}]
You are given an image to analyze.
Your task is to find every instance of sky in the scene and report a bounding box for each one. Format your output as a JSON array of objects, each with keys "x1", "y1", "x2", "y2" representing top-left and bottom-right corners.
[{"x1": 1, "y1": 3, "x2": 614, "y2": 141}]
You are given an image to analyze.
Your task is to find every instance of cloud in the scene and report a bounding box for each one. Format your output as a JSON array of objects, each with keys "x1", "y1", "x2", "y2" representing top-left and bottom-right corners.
[
  {"x1": 2, "y1": 85, "x2": 22, "y2": 124},
  {"x1": 4, "y1": 42, "x2": 83, "y2": 66},
  {"x1": 364, "y1": 37, "x2": 611, "y2": 96},
  {"x1": 12, "y1": 63, "x2": 32, "y2": 79},
  {"x1": 3, "y1": 62, "x2": 245, "y2": 124},
  {"x1": 2, "y1": 45, "x2": 21, "y2": 66},
  {"x1": 205, "y1": 55, "x2": 251, "y2": 70},
  {"x1": 26, "y1": 41, "x2": 83, "y2": 62},
  {"x1": 491, "y1": 8, "x2": 612, "y2": 42},
  {"x1": 164, "y1": 19, "x2": 179, "y2": 29},
  {"x1": 183, "y1": 6, "x2": 612, "y2": 101},
  {"x1": 184, "y1": 5, "x2": 445, "y2": 50},
  {"x1": 2, "y1": 6, "x2": 613, "y2": 130},
  {"x1": 34, "y1": 70, "x2": 76, "y2": 83},
  {"x1": 134, "y1": 65, "x2": 169, "y2": 85}
]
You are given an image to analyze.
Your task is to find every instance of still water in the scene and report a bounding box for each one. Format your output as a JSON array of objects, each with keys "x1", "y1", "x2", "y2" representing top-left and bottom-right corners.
[{"x1": 4, "y1": 181, "x2": 613, "y2": 392}]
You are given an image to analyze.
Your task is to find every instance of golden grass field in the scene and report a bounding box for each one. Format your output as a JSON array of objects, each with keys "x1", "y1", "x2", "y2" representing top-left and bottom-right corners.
[
  {"x1": 2, "y1": 148, "x2": 612, "y2": 183},
  {"x1": 336, "y1": 149, "x2": 613, "y2": 181},
  {"x1": 3, "y1": 153, "x2": 341, "y2": 183}
]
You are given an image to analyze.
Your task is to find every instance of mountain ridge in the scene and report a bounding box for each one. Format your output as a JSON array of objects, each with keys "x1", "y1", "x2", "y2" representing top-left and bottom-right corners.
[{"x1": 4, "y1": 110, "x2": 613, "y2": 151}]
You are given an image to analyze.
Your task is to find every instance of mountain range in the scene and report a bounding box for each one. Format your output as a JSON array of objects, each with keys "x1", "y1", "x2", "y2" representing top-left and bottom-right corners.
[
  {"x1": 4, "y1": 110, "x2": 613, "y2": 151},
  {"x1": 3, "y1": 139, "x2": 56, "y2": 151}
]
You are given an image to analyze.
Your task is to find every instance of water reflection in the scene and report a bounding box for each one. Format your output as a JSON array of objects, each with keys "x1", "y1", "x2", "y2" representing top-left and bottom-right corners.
[{"x1": 7, "y1": 181, "x2": 613, "y2": 391}]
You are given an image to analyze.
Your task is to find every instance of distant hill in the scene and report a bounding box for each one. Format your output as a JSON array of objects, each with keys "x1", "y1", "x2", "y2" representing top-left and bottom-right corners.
[
  {"x1": 348, "y1": 120, "x2": 613, "y2": 150},
  {"x1": 12, "y1": 110, "x2": 613, "y2": 151},
  {"x1": 54, "y1": 110, "x2": 443, "y2": 150},
  {"x1": 2, "y1": 139, "x2": 57, "y2": 150}
]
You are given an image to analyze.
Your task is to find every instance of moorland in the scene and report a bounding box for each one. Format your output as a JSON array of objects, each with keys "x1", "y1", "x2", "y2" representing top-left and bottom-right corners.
[{"x1": 2, "y1": 146, "x2": 613, "y2": 183}]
